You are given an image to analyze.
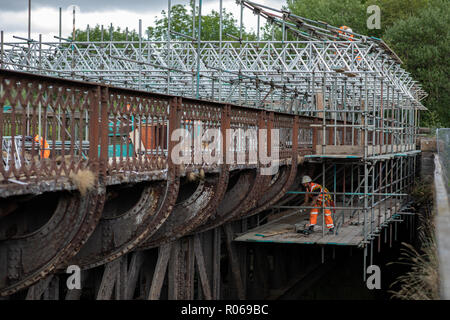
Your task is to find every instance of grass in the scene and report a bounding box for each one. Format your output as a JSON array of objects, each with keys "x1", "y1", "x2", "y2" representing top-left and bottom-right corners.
[{"x1": 388, "y1": 181, "x2": 440, "y2": 300}]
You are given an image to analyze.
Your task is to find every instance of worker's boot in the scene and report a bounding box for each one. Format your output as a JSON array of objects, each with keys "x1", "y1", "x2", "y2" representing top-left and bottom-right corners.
[
  {"x1": 328, "y1": 227, "x2": 335, "y2": 234},
  {"x1": 301, "y1": 225, "x2": 314, "y2": 235}
]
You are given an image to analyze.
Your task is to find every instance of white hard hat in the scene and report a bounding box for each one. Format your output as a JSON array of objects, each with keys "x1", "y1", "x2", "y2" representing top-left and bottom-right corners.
[{"x1": 302, "y1": 175, "x2": 312, "y2": 184}]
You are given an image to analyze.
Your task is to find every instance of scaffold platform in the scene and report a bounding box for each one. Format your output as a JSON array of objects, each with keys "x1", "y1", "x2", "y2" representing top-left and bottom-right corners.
[{"x1": 234, "y1": 201, "x2": 403, "y2": 246}]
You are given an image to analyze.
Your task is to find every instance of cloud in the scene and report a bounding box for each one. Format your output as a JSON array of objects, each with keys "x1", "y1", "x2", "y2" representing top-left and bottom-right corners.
[
  {"x1": 0, "y1": 7, "x2": 162, "y2": 41},
  {"x1": 0, "y1": 0, "x2": 170, "y2": 13},
  {"x1": 0, "y1": 0, "x2": 227, "y2": 13},
  {"x1": 0, "y1": 0, "x2": 283, "y2": 42},
  {"x1": 0, "y1": 0, "x2": 282, "y2": 14}
]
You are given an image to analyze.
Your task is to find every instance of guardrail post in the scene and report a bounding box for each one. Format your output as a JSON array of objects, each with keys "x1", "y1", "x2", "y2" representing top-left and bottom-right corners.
[
  {"x1": 268, "y1": 112, "x2": 274, "y2": 158},
  {"x1": 88, "y1": 86, "x2": 100, "y2": 174},
  {"x1": 99, "y1": 86, "x2": 109, "y2": 180},
  {"x1": 293, "y1": 115, "x2": 299, "y2": 156},
  {"x1": 221, "y1": 105, "x2": 230, "y2": 165},
  {"x1": 312, "y1": 119, "x2": 318, "y2": 154},
  {"x1": 168, "y1": 96, "x2": 181, "y2": 177},
  {"x1": 257, "y1": 110, "x2": 266, "y2": 167}
]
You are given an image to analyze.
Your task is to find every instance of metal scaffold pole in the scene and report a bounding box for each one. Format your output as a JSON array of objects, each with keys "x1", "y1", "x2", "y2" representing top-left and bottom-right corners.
[{"x1": 196, "y1": 0, "x2": 202, "y2": 99}]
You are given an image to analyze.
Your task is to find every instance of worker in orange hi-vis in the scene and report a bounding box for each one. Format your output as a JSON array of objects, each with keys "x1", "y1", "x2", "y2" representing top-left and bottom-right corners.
[
  {"x1": 34, "y1": 135, "x2": 50, "y2": 159},
  {"x1": 301, "y1": 175, "x2": 335, "y2": 234},
  {"x1": 338, "y1": 26, "x2": 354, "y2": 40},
  {"x1": 338, "y1": 26, "x2": 362, "y2": 61}
]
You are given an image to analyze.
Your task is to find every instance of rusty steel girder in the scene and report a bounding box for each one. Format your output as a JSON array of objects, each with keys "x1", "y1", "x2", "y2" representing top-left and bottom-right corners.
[
  {"x1": 192, "y1": 168, "x2": 269, "y2": 234},
  {"x1": 67, "y1": 177, "x2": 180, "y2": 270},
  {"x1": 0, "y1": 189, "x2": 105, "y2": 297},
  {"x1": 192, "y1": 170, "x2": 253, "y2": 233},
  {"x1": 226, "y1": 169, "x2": 273, "y2": 221},
  {"x1": 235, "y1": 115, "x2": 301, "y2": 219},
  {"x1": 139, "y1": 165, "x2": 229, "y2": 249},
  {"x1": 232, "y1": 165, "x2": 290, "y2": 220},
  {"x1": 239, "y1": 162, "x2": 298, "y2": 220}
]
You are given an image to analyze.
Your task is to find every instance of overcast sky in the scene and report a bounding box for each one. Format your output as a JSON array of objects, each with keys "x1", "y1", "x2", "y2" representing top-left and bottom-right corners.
[{"x1": 0, "y1": 0, "x2": 285, "y2": 42}]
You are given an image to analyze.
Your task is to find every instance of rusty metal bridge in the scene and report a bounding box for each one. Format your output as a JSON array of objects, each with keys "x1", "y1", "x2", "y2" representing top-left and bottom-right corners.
[{"x1": 0, "y1": 0, "x2": 426, "y2": 300}]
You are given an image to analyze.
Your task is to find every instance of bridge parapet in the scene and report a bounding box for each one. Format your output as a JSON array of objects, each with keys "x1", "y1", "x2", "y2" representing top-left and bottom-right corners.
[{"x1": 0, "y1": 69, "x2": 321, "y2": 196}]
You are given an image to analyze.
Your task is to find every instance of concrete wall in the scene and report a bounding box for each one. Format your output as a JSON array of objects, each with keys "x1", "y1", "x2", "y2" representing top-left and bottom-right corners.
[
  {"x1": 434, "y1": 154, "x2": 450, "y2": 299},
  {"x1": 420, "y1": 137, "x2": 437, "y2": 183},
  {"x1": 419, "y1": 136, "x2": 450, "y2": 299}
]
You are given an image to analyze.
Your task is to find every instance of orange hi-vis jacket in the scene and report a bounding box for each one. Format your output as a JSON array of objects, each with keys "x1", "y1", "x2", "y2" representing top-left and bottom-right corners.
[
  {"x1": 306, "y1": 182, "x2": 335, "y2": 229},
  {"x1": 34, "y1": 135, "x2": 50, "y2": 158},
  {"x1": 338, "y1": 26, "x2": 354, "y2": 40},
  {"x1": 307, "y1": 182, "x2": 332, "y2": 204}
]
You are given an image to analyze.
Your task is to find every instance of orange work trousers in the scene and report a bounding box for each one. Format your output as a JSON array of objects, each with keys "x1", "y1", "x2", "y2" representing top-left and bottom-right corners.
[{"x1": 310, "y1": 201, "x2": 334, "y2": 229}]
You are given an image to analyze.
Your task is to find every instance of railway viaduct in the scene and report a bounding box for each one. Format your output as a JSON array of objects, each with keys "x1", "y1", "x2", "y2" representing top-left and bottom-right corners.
[{"x1": 0, "y1": 0, "x2": 429, "y2": 300}]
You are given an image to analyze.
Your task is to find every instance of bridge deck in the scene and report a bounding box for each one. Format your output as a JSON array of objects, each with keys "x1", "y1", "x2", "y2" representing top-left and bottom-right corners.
[{"x1": 234, "y1": 201, "x2": 402, "y2": 246}]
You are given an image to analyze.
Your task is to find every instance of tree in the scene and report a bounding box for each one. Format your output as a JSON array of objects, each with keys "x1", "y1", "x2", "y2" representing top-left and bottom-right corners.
[
  {"x1": 286, "y1": 0, "x2": 367, "y2": 34},
  {"x1": 146, "y1": 4, "x2": 192, "y2": 41},
  {"x1": 285, "y1": 0, "x2": 431, "y2": 38},
  {"x1": 384, "y1": 0, "x2": 450, "y2": 126},
  {"x1": 365, "y1": 0, "x2": 430, "y2": 36},
  {"x1": 71, "y1": 25, "x2": 139, "y2": 42},
  {"x1": 146, "y1": 4, "x2": 255, "y2": 41},
  {"x1": 70, "y1": 4, "x2": 254, "y2": 43}
]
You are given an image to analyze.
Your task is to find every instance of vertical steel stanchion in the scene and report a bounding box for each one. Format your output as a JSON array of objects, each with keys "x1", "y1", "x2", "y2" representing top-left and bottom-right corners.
[
  {"x1": 28, "y1": 0, "x2": 31, "y2": 42},
  {"x1": 363, "y1": 245, "x2": 367, "y2": 281},
  {"x1": 167, "y1": 0, "x2": 171, "y2": 94},
  {"x1": 109, "y1": 23, "x2": 113, "y2": 58},
  {"x1": 58, "y1": 7, "x2": 62, "y2": 43},
  {"x1": 196, "y1": 0, "x2": 202, "y2": 99},
  {"x1": 322, "y1": 161, "x2": 325, "y2": 237},
  {"x1": 370, "y1": 239, "x2": 373, "y2": 266},
  {"x1": 322, "y1": 75, "x2": 326, "y2": 237},
  {"x1": 1, "y1": 31, "x2": 4, "y2": 69},
  {"x1": 38, "y1": 33, "x2": 41, "y2": 71},
  {"x1": 257, "y1": 10, "x2": 260, "y2": 41},
  {"x1": 218, "y1": 0, "x2": 222, "y2": 102},
  {"x1": 363, "y1": 73, "x2": 368, "y2": 242},
  {"x1": 321, "y1": 246, "x2": 324, "y2": 264},
  {"x1": 72, "y1": 6, "x2": 75, "y2": 70},
  {"x1": 139, "y1": 19, "x2": 142, "y2": 90},
  {"x1": 238, "y1": 0, "x2": 243, "y2": 104}
]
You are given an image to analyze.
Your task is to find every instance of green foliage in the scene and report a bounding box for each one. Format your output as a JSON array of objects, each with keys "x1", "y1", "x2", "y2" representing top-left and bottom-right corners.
[
  {"x1": 146, "y1": 4, "x2": 192, "y2": 40},
  {"x1": 70, "y1": 4, "x2": 255, "y2": 43},
  {"x1": 146, "y1": 4, "x2": 255, "y2": 41},
  {"x1": 410, "y1": 180, "x2": 433, "y2": 209},
  {"x1": 261, "y1": 0, "x2": 366, "y2": 41},
  {"x1": 388, "y1": 180, "x2": 439, "y2": 300},
  {"x1": 287, "y1": 0, "x2": 367, "y2": 33},
  {"x1": 71, "y1": 24, "x2": 139, "y2": 42},
  {"x1": 286, "y1": 0, "x2": 449, "y2": 127},
  {"x1": 365, "y1": 0, "x2": 430, "y2": 36},
  {"x1": 285, "y1": 0, "x2": 431, "y2": 37},
  {"x1": 384, "y1": 0, "x2": 450, "y2": 126},
  {"x1": 422, "y1": 110, "x2": 443, "y2": 130}
]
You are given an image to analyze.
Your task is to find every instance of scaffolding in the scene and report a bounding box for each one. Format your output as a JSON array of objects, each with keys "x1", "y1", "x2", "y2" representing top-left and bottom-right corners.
[{"x1": 0, "y1": 0, "x2": 426, "y2": 261}]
